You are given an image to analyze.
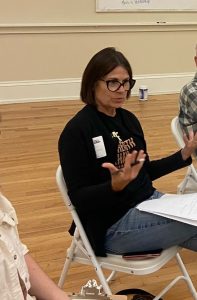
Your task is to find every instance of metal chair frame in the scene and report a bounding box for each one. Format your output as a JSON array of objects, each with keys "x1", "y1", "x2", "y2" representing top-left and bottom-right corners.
[{"x1": 56, "y1": 165, "x2": 197, "y2": 299}]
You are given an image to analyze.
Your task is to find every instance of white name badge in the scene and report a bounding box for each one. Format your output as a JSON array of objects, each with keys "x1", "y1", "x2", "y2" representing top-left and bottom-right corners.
[{"x1": 92, "y1": 136, "x2": 107, "y2": 158}]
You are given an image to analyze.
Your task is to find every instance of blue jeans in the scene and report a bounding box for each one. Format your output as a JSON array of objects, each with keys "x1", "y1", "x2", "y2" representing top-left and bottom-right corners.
[{"x1": 105, "y1": 190, "x2": 197, "y2": 254}]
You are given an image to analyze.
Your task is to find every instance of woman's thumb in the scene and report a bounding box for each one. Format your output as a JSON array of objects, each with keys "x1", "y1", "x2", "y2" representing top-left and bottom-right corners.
[{"x1": 102, "y1": 162, "x2": 118, "y2": 174}]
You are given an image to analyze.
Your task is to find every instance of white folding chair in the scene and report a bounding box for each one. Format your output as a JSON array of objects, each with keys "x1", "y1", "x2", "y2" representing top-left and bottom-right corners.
[
  {"x1": 56, "y1": 165, "x2": 197, "y2": 300},
  {"x1": 171, "y1": 116, "x2": 197, "y2": 194}
]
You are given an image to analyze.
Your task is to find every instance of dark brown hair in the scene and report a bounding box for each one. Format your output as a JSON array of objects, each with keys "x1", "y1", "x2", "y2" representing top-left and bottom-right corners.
[{"x1": 80, "y1": 47, "x2": 133, "y2": 105}]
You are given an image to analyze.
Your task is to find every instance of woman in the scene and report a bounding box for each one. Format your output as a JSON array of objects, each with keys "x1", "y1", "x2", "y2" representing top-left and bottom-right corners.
[
  {"x1": 59, "y1": 47, "x2": 197, "y2": 257},
  {"x1": 0, "y1": 192, "x2": 70, "y2": 300}
]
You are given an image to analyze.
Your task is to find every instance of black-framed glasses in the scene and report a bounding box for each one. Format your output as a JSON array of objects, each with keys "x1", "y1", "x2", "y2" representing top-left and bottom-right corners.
[{"x1": 100, "y1": 78, "x2": 136, "y2": 92}]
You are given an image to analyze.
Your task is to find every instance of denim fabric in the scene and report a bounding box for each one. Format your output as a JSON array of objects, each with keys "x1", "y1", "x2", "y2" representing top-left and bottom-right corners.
[{"x1": 105, "y1": 190, "x2": 197, "y2": 254}]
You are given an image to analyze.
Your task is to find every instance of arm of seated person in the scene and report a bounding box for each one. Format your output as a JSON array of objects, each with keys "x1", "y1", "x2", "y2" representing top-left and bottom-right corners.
[{"x1": 25, "y1": 253, "x2": 70, "y2": 300}]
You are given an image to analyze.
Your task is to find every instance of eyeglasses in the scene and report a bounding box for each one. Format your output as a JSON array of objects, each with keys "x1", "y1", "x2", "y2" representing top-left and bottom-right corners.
[{"x1": 100, "y1": 78, "x2": 136, "y2": 92}]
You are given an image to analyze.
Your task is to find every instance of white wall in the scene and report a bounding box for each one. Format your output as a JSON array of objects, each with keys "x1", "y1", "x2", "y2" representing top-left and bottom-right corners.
[{"x1": 0, "y1": 1, "x2": 196, "y2": 103}]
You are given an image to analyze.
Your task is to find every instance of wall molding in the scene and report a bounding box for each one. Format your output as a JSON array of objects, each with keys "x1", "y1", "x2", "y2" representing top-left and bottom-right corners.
[
  {"x1": 0, "y1": 72, "x2": 194, "y2": 104},
  {"x1": 0, "y1": 22, "x2": 197, "y2": 34}
]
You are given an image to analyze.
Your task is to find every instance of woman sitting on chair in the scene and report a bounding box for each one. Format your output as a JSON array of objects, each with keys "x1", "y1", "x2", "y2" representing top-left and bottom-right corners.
[{"x1": 58, "y1": 47, "x2": 197, "y2": 257}]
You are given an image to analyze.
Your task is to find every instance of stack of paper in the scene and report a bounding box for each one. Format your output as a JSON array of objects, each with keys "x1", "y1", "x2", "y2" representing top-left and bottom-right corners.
[{"x1": 137, "y1": 193, "x2": 197, "y2": 226}]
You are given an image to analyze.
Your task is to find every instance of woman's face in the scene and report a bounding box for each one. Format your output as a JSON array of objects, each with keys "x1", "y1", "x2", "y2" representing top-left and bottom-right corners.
[{"x1": 94, "y1": 66, "x2": 130, "y2": 117}]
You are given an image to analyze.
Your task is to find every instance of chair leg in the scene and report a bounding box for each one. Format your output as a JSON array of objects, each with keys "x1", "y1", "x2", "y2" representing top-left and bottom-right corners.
[
  {"x1": 176, "y1": 253, "x2": 197, "y2": 300},
  {"x1": 58, "y1": 240, "x2": 76, "y2": 288},
  {"x1": 58, "y1": 241, "x2": 112, "y2": 294},
  {"x1": 177, "y1": 168, "x2": 192, "y2": 194},
  {"x1": 89, "y1": 256, "x2": 112, "y2": 295},
  {"x1": 106, "y1": 271, "x2": 116, "y2": 283},
  {"x1": 177, "y1": 180, "x2": 187, "y2": 194},
  {"x1": 150, "y1": 253, "x2": 197, "y2": 300},
  {"x1": 152, "y1": 275, "x2": 187, "y2": 300}
]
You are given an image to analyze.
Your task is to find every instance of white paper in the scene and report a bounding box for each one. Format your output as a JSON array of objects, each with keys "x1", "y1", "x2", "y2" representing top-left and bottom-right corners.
[{"x1": 137, "y1": 193, "x2": 197, "y2": 226}]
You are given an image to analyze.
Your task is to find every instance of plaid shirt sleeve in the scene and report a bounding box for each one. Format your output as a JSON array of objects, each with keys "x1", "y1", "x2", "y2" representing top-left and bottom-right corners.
[{"x1": 179, "y1": 72, "x2": 197, "y2": 135}]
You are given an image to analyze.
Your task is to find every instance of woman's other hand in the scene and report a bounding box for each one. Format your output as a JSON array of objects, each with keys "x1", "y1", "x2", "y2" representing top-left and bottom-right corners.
[
  {"x1": 181, "y1": 131, "x2": 197, "y2": 160},
  {"x1": 102, "y1": 150, "x2": 146, "y2": 192}
]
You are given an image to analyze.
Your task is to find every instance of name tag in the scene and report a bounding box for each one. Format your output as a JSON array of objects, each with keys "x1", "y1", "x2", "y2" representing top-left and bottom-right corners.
[{"x1": 92, "y1": 136, "x2": 107, "y2": 158}]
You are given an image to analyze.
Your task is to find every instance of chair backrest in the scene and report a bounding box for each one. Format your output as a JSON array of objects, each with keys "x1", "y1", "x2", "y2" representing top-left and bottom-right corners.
[
  {"x1": 171, "y1": 116, "x2": 185, "y2": 148},
  {"x1": 56, "y1": 165, "x2": 98, "y2": 257},
  {"x1": 171, "y1": 116, "x2": 197, "y2": 182},
  {"x1": 56, "y1": 165, "x2": 73, "y2": 211}
]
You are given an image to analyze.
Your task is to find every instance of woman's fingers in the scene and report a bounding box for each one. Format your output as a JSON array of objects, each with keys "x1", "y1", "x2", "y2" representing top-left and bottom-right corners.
[
  {"x1": 189, "y1": 130, "x2": 194, "y2": 140},
  {"x1": 102, "y1": 162, "x2": 118, "y2": 174},
  {"x1": 102, "y1": 150, "x2": 146, "y2": 191},
  {"x1": 125, "y1": 150, "x2": 146, "y2": 169},
  {"x1": 102, "y1": 150, "x2": 146, "y2": 177}
]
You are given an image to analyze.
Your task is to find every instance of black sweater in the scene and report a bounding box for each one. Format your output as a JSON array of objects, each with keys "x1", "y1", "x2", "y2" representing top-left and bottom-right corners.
[{"x1": 58, "y1": 105, "x2": 191, "y2": 256}]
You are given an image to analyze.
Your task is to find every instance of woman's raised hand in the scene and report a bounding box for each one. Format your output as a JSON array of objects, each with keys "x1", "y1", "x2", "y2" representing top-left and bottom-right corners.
[
  {"x1": 181, "y1": 131, "x2": 197, "y2": 160},
  {"x1": 102, "y1": 150, "x2": 146, "y2": 192}
]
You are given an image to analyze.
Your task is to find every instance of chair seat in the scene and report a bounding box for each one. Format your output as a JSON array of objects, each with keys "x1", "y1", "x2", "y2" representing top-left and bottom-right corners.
[{"x1": 72, "y1": 246, "x2": 179, "y2": 275}]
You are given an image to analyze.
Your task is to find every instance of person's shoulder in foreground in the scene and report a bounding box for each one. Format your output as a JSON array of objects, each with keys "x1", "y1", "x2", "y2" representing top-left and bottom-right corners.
[{"x1": 0, "y1": 192, "x2": 70, "y2": 300}]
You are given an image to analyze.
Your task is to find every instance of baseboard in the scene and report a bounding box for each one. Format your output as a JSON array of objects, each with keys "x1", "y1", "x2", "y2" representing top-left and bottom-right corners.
[{"x1": 0, "y1": 72, "x2": 194, "y2": 104}]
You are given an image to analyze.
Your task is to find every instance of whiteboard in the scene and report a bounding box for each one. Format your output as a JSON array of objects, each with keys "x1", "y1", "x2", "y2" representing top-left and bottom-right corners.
[{"x1": 96, "y1": 0, "x2": 197, "y2": 11}]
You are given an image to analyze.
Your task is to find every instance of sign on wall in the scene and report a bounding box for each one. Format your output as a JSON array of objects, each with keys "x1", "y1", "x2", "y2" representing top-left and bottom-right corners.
[{"x1": 96, "y1": 0, "x2": 197, "y2": 11}]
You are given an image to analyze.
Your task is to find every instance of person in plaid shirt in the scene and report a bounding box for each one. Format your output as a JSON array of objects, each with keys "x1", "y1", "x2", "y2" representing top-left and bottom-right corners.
[{"x1": 179, "y1": 44, "x2": 197, "y2": 156}]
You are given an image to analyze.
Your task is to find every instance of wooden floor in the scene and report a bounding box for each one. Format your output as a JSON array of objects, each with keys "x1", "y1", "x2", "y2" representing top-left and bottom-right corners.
[{"x1": 1, "y1": 94, "x2": 197, "y2": 299}]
